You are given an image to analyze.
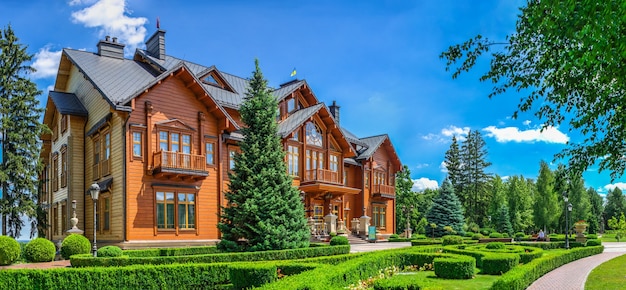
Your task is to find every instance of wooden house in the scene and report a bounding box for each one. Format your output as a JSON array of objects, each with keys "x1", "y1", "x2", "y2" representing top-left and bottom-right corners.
[{"x1": 40, "y1": 30, "x2": 402, "y2": 247}]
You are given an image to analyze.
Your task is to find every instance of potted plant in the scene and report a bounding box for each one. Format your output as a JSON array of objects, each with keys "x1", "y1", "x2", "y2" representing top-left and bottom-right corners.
[{"x1": 574, "y1": 220, "x2": 588, "y2": 235}]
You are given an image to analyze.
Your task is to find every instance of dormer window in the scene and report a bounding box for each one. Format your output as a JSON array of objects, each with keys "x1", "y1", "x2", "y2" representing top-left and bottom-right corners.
[
  {"x1": 203, "y1": 74, "x2": 218, "y2": 85},
  {"x1": 287, "y1": 98, "x2": 298, "y2": 112},
  {"x1": 305, "y1": 122, "x2": 322, "y2": 147}
]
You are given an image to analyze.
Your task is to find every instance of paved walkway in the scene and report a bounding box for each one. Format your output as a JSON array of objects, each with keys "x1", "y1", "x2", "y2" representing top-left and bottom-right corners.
[{"x1": 527, "y1": 242, "x2": 626, "y2": 290}]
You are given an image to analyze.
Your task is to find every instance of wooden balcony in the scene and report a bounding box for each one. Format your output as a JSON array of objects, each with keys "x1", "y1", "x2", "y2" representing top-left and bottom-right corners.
[
  {"x1": 153, "y1": 151, "x2": 208, "y2": 179},
  {"x1": 372, "y1": 184, "x2": 395, "y2": 199},
  {"x1": 304, "y1": 169, "x2": 340, "y2": 184}
]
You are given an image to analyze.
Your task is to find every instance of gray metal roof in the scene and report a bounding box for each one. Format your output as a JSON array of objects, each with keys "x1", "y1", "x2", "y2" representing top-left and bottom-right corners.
[
  {"x1": 49, "y1": 91, "x2": 88, "y2": 116},
  {"x1": 341, "y1": 127, "x2": 368, "y2": 147},
  {"x1": 356, "y1": 134, "x2": 388, "y2": 160},
  {"x1": 65, "y1": 49, "x2": 159, "y2": 107},
  {"x1": 277, "y1": 103, "x2": 323, "y2": 138}
]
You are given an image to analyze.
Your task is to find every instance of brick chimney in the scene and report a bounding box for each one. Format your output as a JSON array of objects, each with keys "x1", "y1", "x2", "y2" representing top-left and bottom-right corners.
[
  {"x1": 146, "y1": 29, "x2": 166, "y2": 60},
  {"x1": 97, "y1": 36, "x2": 125, "y2": 59},
  {"x1": 329, "y1": 100, "x2": 340, "y2": 124}
]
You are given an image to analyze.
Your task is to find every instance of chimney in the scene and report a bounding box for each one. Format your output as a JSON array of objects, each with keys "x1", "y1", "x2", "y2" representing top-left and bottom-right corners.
[
  {"x1": 329, "y1": 100, "x2": 340, "y2": 124},
  {"x1": 97, "y1": 35, "x2": 125, "y2": 59},
  {"x1": 146, "y1": 29, "x2": 166, "y2": 60}
]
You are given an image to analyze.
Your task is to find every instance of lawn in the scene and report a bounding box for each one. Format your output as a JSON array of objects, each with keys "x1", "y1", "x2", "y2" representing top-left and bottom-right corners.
[
  {"x1": 379, "y1": 270, "x2": 500, "y2": 290},
  {"x1": 599, "y1": 233, "x2": 620, "y2": 242},
  {"x1": 585, "y1": 253, "x2": 626, "y2": 290}
]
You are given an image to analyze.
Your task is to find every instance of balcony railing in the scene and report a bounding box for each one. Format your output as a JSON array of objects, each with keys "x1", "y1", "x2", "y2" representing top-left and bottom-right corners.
[
  {"x1": 154, "y1": 151, "x2": 206, "y2": 172},
  {"x1": 372, "y1": 184, "x2": 395, "y2": 196},
  {"x1": 304, "y1": 169, "x2": 339, "y2": 184}
]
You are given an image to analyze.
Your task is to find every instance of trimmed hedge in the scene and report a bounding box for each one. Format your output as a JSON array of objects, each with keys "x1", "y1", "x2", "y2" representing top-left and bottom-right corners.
[
  {"x1": 230, "y1": 263, "x2": 277, "y2": 290},
  {"x1": 434, "y1": 255, "x2": 476, "y2": 279},
  {"x1": 486, "y1": 242, "x2": 505, "y2": 249},
  {"x1": 489, "y1": 232, "x2": 503, "y2": 238},
  {"x1": 372, "y1": 274, "x2": 425, "y2": 290},
  {"x1": 71, "y1": 245, "x2": 351, "y2": 267},
  {"x1": 411, "y1": 239, "x2": 441, "y2": 246},
  {"x1": 490, "y1": 246, "x2": 604, "y2": 290},
  {"x1": 330, "y1": 236, "x2": 349, "y2": 246},
  {"x1": 23, "y1": 238, "x2": 56, "y2": 263},
  {"x1": 442, "y1": 235, "x2": 464, "y2": 246},
  {"x1": 0, "y1": 236, "x2": 21, "y2": 265},
  {"x1": 61, "y1": 234, "x2": 91, "y2": 259},
  {"x1": 481, "y1": 253, "x2": 519, "y2": 274},
  {"x1": 586, "y1": 239, "x2": 602, "y2": 246},
  {"x1": 97, "y1": 246, "x2": 123, "y2": 257},
  {"x1": 124, "y1": 246, "x2": 220, "y2": 257}
]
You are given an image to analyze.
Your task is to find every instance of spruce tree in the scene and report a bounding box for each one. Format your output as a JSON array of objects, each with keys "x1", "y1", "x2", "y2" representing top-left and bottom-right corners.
[
  {"x1": 496, "y1": 204, "x2": 513, "y2": 236},
  {"x1": 0, "y1": 25, "x2": 46, "y2": 238},
  {"x1": 217, "y1": 59, "x2": 309, "y2": 252},
  {"x1": 395, "y1": 165, "x2": 419, "y2": 234},
  {"x1": 425, "y1": 179, "x2": 465, "y2": 237},
  {"x1": 460, "y1": 130, "x2": 492, "y2": 226},
  {"x1": 444, "y1": 136, "x2": 463, "y2": 199}
]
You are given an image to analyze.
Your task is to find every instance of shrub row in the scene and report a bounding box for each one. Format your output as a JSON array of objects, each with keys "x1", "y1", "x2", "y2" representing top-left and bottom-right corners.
[
  {"x1": 123, "y1": 246, "x2": 220, "y2": 257},
  {"x1": 372, "y1": 274, "x2": 425, "y2": 290},
  {"x1": 71, "y1": 245, "x2": 350, "y2": 267},
  {"x1": 443, "y1": 245, "x2": 527, "y2": 273},
  {"x1": 490, "y1": 246, "x2": 604, "y2": 290},
  {"x1": 433, "y1": 255, "x2": 475, "y2": 279}
]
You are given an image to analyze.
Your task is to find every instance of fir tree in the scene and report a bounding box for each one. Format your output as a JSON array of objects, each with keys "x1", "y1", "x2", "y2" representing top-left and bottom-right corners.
[
  {"x1": 496, "y1": 204, "x2": 513, "y2": 236},
  {"x1": 395, "y1": 165, "x2": 419, "y2": 234},
  {"x1": 217, "y1": 60, "x2": 309, "y2": 252},
  {"x1": 0, "y1": 25, "x2": 46, "y2": 238},
  {"x1": 425, "y1": 180, "x2": 465, "y2": 237},
  {"x1": 444, "y1": 136, "x2": 463, "y2": 198},
  {"x1": 460, "y1": 130, "x2": 492, "y2": 226}
]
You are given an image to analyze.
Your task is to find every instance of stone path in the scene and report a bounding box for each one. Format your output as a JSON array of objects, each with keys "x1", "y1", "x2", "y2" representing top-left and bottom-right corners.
[{"x1": 527, "y1": 242, "x2": 626, "y2": 290}]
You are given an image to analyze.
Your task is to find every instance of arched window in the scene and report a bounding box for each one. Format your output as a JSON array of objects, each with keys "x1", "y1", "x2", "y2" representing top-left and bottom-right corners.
[{"x1": 305, "y1": 122, "x2": 322, "y2": 147}]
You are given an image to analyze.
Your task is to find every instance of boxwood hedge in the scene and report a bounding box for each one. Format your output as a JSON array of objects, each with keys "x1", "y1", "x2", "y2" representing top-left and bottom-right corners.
[{"x1": 434, "y1": 255, "x2": 475, "y2": 279}]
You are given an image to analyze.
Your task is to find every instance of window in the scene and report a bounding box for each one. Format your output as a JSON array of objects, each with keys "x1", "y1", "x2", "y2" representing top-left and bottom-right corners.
[
  {"x1": 344, "y1": 169, "x2": 348, "y2": 185},
  {"x1": 52, "y1": 205, "x2": 58, "y2": 236},
  {"x1": 203, "y1": 74, "x2": 218, "y2": 85},
  {"x1": 103, "y1": 131, "x2": 111, "y2": 175},
  {"x1": 159, "y1": 131, "x2": 168, "y2": 151},
  {"x1": 52, "y1": 153, "x2": 59, "y2": 191},
  {"x1": 374, "y1": 170, "x2": 386, "y2": 185},
  {"x1": 93, "y1": 136, "x2": 100, "y2": 180},
  {"x1": 292, "y1": 130, "x2": 300, "y2": 142},
  {"x1": 229, "y1": 149, "x2": 236, "y2": 170},
  {"x1": 93, "y1": 128, "x2": 111, "y2": 179},
  {"x1": 61, "y1": 202, "x2": 67, "y2": 233},
  {"x1": 156, "y1": 191, "x2": 196, "y2": 230},
  {"x1": 287, "y1": 145, "x2": 299, "y2": 176},
  {"x1": 132, "y1": 131, "x2": 143, "y2": 158},
  {"x1": 61, "y1": 115, "x2": 68, "y2": 133},
  {"x1": 305, "y1": 122, "x2": 323, "y2": 147},
  {"x1": 365, "y1": 171, "x2": 370, "y2": 188},
  {"x1": 306, "y1": 150, "x2": 324, "y2": 170},
  {"x1": 205, "y1": 142, "x2": 215, "y2": 165},
  {"x1": 287, "y1": 98, "x2": 297, "y2": 112},
  {"x1": 330, "y1": 154, "x2": 339, "y2": 172},
  {"x1": 101, "y1": 195, "x2": 110, "y2": 232},
  {"x1": 372, "y1": 205, "x2": 386, "y2": 229},
  {"x1": 313, "y1": 205, "x2": 323, "y2": 223},
  {"x1": 61, "y1": 146, "x2": 67, "y2": 188}
]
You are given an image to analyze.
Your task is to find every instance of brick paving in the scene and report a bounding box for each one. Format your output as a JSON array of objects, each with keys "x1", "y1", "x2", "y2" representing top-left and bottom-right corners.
[{"x1": 527, "y1": 242, "x2": 626, "y2": 290}]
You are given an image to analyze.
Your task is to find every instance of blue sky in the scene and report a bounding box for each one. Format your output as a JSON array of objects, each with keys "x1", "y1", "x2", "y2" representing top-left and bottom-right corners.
[{"x1": 1, "y1": 0, "x2": 625, "y2": 196}]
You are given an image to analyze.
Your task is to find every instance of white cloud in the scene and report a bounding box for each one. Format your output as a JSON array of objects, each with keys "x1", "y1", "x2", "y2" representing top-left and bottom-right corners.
[
  {"x1": 482, "y1": 126, "x2": 569, "y2": 144},
  {"x1": 414, "y1": 163, "x2": 429, "y2": 169},
  {"x1": 523, "y1": 120, "x2": 531, "y2": 126},
  {"x1": 603, "y1": 183, "x2": 626, "y2": 192},
  {"x1": 71, "y1": 0, "x2": 148, "y2": 55},
  {"x1": 412, "y1": 178, "x2": 439, "y2": 192},
  {"x1": 31, "y1": 46, "x2": 62, "y2": 79},
  {"x1": 439, "y1": 161, "x2": 448, "y2": 173},
  {"x1": 441, "y1": 125, "x2": 470, "y2": 138},
  {"x1": 46, "y1": 84, "x2": 55, "y2": 92}
]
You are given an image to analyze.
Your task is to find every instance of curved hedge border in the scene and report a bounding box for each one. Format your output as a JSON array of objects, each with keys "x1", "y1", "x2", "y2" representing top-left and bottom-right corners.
[
  {"x1": 490, "y1": 246, "x2": 604, "y2": 290},
  {"x1": 463, "y1": 244, "x2": 543, "y2": 264},
  {"x1": 123, "y1": 246, "x2": 220, "y2": 257},
  {"x1": 71, "y1": 245, "x2": 350, "y2": 267},
  {"x1": 434, "y1": 255, "x2": 475, "y2": 279}
]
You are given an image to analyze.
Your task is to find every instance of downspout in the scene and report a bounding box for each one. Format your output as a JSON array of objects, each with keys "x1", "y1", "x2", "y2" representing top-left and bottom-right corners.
[
  {"x1": 82, "y1": 116, "x2": 88, "y2": 235},
  {"x1": 122, "y1": 112, "x2": 130, "y2": 242}
]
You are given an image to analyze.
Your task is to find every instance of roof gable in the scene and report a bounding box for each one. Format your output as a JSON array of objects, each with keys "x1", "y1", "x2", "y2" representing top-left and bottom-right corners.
[{"x1": 154, "y1": 119, "x2": 196, "y2": 131}]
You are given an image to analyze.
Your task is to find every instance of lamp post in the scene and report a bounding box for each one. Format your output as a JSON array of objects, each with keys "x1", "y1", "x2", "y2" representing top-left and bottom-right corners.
[
  {"x1": 402, "y1": 205, "x2": 413, "y2": 238},
  {"x1": 89, "y1": 183, "x2": 100, "y2": 257},
  {"x1": 563, "y1": 194, "x2": 571, "y2": 249}
]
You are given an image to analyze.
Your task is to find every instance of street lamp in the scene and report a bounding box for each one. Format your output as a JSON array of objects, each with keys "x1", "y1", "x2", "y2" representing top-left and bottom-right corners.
[
  {"x1": 89, "y1": 183, "x2": 100, "y2": 257},
  {"x1": 566, "y1": 202, "x2": 572, "y2": 249},
  {"x1": 402, "y1": 205, "x2": 413, "y2": 238}
]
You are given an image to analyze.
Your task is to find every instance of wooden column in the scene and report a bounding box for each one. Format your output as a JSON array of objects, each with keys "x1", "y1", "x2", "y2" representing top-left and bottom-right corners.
[{"x1": 145, "y1": 101, "x2": 153, "y2": 171}]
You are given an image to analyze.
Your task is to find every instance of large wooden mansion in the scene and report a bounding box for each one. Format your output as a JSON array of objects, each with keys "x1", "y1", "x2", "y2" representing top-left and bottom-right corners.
[{"x1": 40, "y1": 29, "x2": 402, "y2": 247}]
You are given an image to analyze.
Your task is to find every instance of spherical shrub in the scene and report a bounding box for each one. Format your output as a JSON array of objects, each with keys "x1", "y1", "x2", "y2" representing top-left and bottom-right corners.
[
  {"x1": 489, "y1": 232, "x2": 503, "y2": 238},
  {"x1": 24, "y1": 238, "x2": 56, "y2": 262},
  {"x1": 329, "y1": 236, "x2": 349, "y2": 246},
  {"x1": 586, "y1": 239, "x2": 602, "y2": 246},
  {"x1": 480, "y1": 228, "x2": 495, "y2": 236},
  {"x1": 465, "y1": 232, "x2": 474, "y2": 237},
  {"x1": 501, "y1": 233, "x2": 509, "y2": 238},
  {"x1": 471, "y1": 233, "x2": 483, "y2": 240},
  {"x1": 442, "y1": 235, "x2": 464, "y2": 246},
  {"x1": 486, "y1": 242, "x2": 505, "y2": 250},
  {"x1": 61, "y1": 234, "x2": 91, "y2": 259},
  {"x1": 0, "y1": 236, "x2": 21, "y2": 266},
  {"x1": 515, "y1": 232, "x2": 526, "y2": 239},
  {"x1": 97, "y1": 245, "x2": 123, "y2": 257}
]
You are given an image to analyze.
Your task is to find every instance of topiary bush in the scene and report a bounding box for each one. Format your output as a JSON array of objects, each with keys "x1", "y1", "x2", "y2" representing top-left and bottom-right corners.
[
  {"x1": 501, "y1": 233, "x2": 510, "y2": 238},
  {"x1": 61, "y1": 234, "x2": 91, "y2": 259},
  {"x1": 586, "y1": 234, "x2": 598, "y2": 239},
  {"x1": 389, "y1": 234, "x2": 399, "y2": 239},
  {"x1": 465, "y1": 232, "x2": 475, "y2": 237},
  {"x1": 329, "y1": 236, "x2": 349, "y2": 246},
  {"x1": 97, "y1": 246, "x2": 123, "y2": 257},
  {"x1": 442, "y1": 235, "x2": 464, "y2": 246},
  {"x1": 480, "y1": 228, "x2": 495, "y2": 236},
  {"x1": 24, "y1": 238, "x2": 56, "y2": 262},
  {"x1": 489, "y1": 232, "x2": 503, "y2": 238},
  {"x1": 0, "y1": 236, "x2": 21, "y2": 266},
  {"x1": 585, "y1": 239, "x2": 602, "y2": 247},
  {"x1": 471, "y1": 233, "x2": 483, "y2": 240},
  {"x1": 434, "y1": 255, "x2": 476, "y2": 279},
  {"x1": 486, "y1": 242, "x2": 505, "y2": 250}
]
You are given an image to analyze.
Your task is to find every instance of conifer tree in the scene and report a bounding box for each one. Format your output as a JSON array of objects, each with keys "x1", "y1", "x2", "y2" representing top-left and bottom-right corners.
[
  {"x1": 0, "y1": 25, "x2": 46, "y2": 238},
  {"x1": 444, "y1": 136, "x2": 463, "y2": 198},
  {"x1": 460, "y1": 130, "x2": 492, "y2": 226},
  {"x1": 534, "y1": 161, "x2": 559, "y2": 231},
  {"x1": 217, "y1": 59, "x2": 309, "y2": 252},
  {"x1": 425, "y1": 179, "x2": 465, "y2": 237},
  {"x1": 496, "y1": 204, "x2": 513, "y2": 236},
  {"x1": 395, "y1": 165, "x2": 419, "y2": 234}
]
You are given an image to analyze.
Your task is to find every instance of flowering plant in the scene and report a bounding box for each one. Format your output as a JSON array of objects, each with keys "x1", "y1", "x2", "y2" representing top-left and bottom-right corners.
[{"x1": 574, "y1": 220, "x2": 588, "y2": 226}]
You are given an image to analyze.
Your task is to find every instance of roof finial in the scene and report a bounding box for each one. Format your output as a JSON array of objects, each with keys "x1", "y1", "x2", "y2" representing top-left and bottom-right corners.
[{"x1": 156, "y1": 17, "x2": 160, "y2": 29}]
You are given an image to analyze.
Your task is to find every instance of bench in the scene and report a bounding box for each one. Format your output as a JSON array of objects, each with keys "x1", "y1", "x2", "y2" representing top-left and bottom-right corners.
[
  {"x1": 530, "y1": 234, "x2": 550, "y2": 242},
  {"x1": 478, "y1": 238, "x2": 514, "y2": 243}
]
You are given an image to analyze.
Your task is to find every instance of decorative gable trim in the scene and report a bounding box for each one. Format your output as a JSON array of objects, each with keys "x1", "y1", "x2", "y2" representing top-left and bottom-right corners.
[{"x1": 154, "y1": 119, "x2": 196, "y2": 131}]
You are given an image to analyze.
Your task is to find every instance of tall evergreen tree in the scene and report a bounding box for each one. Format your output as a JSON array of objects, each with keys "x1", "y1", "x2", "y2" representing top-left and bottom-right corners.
[
  {"x1": 495, "y1": 204, "x2": 513, "y2": 236},
  {"x1": 604, "y1": 187, "x2": 626, "y2": 229},
  {"x1": 395, "y1": 165, "x2": 419, "y2": 234},
  {"x1": 487, "y1": 175, "x2": 507, "y2": 228},
  {"x1": 460, "y1": 130, "x2": 492, "y2": 226},
  {"x1": 217, "y1": 59, "x2": 309, "y2": 252},
  {"x1": 444, "y1": 136, "x2": 463, "y2": 198},
  {"x1": 425, "y1": 180, "x2": 465, "y2": 237},
  {"x1": 506, "y1": 175, "x2": 534, "y2": 232},
  {"x1": 533, "y1": 161, "x2": 559, "y2": 231},
  {"x1": 587, "y1": 188, "x2": 603, "y2": 234},
  {"x1": 568, "y1": 174, "x2": 590, "y2": 224},
  {"x1": 0, "y1": 25, "x2": 46, "y2": 238}
]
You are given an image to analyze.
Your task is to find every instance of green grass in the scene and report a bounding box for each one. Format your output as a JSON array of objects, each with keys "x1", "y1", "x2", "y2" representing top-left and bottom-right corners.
[
  {"x1": 599, "y1": 233, "x2": 620, "y2": 242},
  {"x1": 585, "y1": 253, "x2": 626, "y2": 289},
  {"x1": 379, "y1": 270, "x2": 500, "y2": 290}
]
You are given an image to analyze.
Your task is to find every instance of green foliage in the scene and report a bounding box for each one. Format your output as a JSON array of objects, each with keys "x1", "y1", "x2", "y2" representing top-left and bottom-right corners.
[
  {"x1": 434, "y1": 255, "x2": 476, "y2": 279},
  {"x1": 372, "y1": 274, "x2": 425, "y2": 290},
  {"x1": 587, "y1": 188, "x2": 603, "y2": 234},
  {"x1": 395, "y1": 165, "x2": 420, "y2": 233},
  {"x1": 514, "y1": 232, "x2": 526, "y2": 239},
  {"x1": 481, "y1": 254, "x2": 519, "y2": 275},
  {"x1": 229, "y1": 263, "x2": 277, "y2": 290},
  {"x1": 442, "y1": 235, "x2": 464, "y2": 246},
  {"x1": 472, "y1": 233, "x2": 483, "y2": 240},
  {"x1": 70, "y1": 245, "x2": 350, "y2": 267},
  {"x1": 60, "y1": 234, "x2": 91, "y2": 259},
  {"x1": 459, "y1": 131, "x2": 493, "y2": 226},
  {"x1": 608, "y1": 213, "x2": 626, "y2": 242},
  {"x1": 97, "y1": 246, "x2": 123, "y2": 257},
  {"x1": 0, "y1": 235, "x2": 20, "y2": 265},
  {"x1": 329, "y1": 236, "x2": 349, "y2": 246},
  {"x1": 586, "y1": 239, "x2": 602, "y2": 247},
  {"x1": 489, "y1": 232, "x2": 503, "y2": 238},
  {"x1": 23, "y1": 238, "x2": 55, "y2": 262},
  {"x1": 485, "y1": 242, "x2": 505, "y2": 250},
  {"x1": 495, "y1": 205, "x2": 514, "y2": 236},
  {"x1": 605, "y1": 188, "x2": 625, "y2": 229},
  {"x1": 425, "y1": 180, "x2": 465, "y2": 237},
  {"x1": 389, "y1": 234, "x2": 399, "y2": 239},
  {"x1": 534, "y1": 161, "x2": 560, "y2": 231},
  {"x1": 124, "y1": 246, "x2": 219, "y2": 257},
  {"x1": 569, "y1": 174, "x2": 591, "y2": 225},
  {"x1": 505, "y1": 176, "x2": 534, "y2": 233},
  {"x1": 586, "y1": 234, "x2": 598, "y2": 239},
  {"x1": 0, "y1": 25, "x2": 48, "y2": 239},
  {"x1": 218, "y1": 59, "x2": 309, "y2": 252}
]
